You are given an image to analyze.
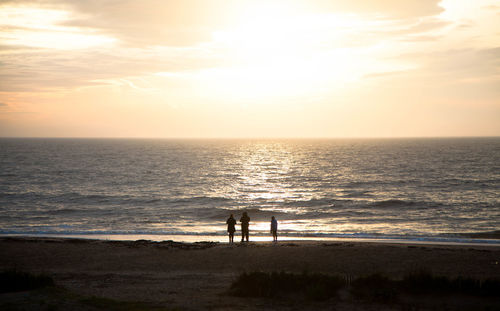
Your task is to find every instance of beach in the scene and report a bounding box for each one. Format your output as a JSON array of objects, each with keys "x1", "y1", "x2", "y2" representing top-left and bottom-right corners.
[
  {"x1": 1, "y1": 0, "x2": 499, "y2": 309},
  {"x1": 1, "y1": 237, "x2": 499, "y2": 310}
]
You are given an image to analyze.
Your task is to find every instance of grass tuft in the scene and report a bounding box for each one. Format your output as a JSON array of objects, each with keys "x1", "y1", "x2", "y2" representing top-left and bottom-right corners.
[
  {"x1": 80, "y1": 296, "x2": 177, "y2": 311},
  {"x1": 402, "y1": 270, "x2": 500, "y2": 297},
  {"x1": 0, "y1": 269, "x2": 54, "y2": 293},
  {"x1": 230, "y1": 270, "x2": 500, "y2": 304},
  {"x1": 229, "y1": 271, "x2": 345, "y2": 301},
  {"x1": 350, "y1": 269, "x2": 500, "y2": 302},
  {"x1": 351, "y1": 273, "x2": 398, "y2": 303}
]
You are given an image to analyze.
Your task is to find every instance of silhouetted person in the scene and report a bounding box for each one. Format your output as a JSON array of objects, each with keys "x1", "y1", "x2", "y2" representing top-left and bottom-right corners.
[
  {"x1": 270, "y1": 216, "x2": 278, "y2": 242},
  {"x1": 226, "y1": 214, "x2": 236, "y2": 243},
  {"x1": 240, "y1": 212, "x2": 250, "y2": 242}
]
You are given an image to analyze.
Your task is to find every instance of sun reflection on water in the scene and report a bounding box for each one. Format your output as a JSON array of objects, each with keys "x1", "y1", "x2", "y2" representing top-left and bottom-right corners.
[
  {"x1": 235, "y1": 141, "x2": 301, "y2": 203},
  {"x1": 228, "y1": 141, "x2": 321, "y2": 234}
]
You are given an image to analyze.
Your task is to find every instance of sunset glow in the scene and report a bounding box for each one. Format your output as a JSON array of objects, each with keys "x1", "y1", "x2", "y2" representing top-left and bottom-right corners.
[{"x1": 0, "y1": 0, "x2": 499, "y2": 138}]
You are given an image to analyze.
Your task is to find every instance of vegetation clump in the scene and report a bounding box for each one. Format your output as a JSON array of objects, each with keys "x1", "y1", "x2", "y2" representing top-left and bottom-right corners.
[
  {"x1": 350, "y1": 270, "x2": 500, "y2": 302},
  {"x1": 229, "y1": 271, "x2": 346, "y2": 301},
  {"x1": 230, "y1": 270, "x2": 500, "y2": 303},
  {"x1": 0, "y1": 269, "x2": 55, "y2": 293},
  {"x1": 351, "y1": 273, "x2": 398, "y2": 302},
  {"x1": 401, "y1": 270, "x2": 500, "y2": 297}
]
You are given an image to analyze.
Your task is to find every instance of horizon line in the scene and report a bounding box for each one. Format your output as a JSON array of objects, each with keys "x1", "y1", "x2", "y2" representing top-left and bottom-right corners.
[{"x1": 1, "y1": 135, "x2": 499, "y2": 140}]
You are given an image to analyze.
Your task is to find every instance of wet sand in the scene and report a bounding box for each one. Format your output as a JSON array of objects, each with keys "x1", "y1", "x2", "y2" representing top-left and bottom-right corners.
[{"x1": 1, "y1": 237, "x2": 499, "y2": 310}]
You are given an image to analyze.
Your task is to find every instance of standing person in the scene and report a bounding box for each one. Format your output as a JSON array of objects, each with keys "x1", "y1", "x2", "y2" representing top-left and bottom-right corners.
[
  {"x1": 270, "y1": 216, "x2": 278, "y2": 242},
  {"x1": 240, "y1": 212, "x2": 250, "y2": 242},
  {"x1": 226, "y1": 214, "x2": 236, "y2": 243}
]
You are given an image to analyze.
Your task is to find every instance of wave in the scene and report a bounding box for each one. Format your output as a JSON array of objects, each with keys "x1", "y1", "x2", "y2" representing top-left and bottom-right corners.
[
  {"x1": 0, "y1": 192, "x2": 234, "y2": 207},
  {"x1": 193, "y1": 206, "x2": 360, "y2": 221},
  {"x1": 369, "y1": 199, "x2": 417, "y2": 208},
  {"x1": 283, "y1": 198, "x2": 441, "y2": 213},
  {"x1": 45, "y1": 208, "x2": 87, "y2": 215},
  {"x1": 456, "y1": 230, "x2": 500, "y2": 239},
  {"x1": 340, "y1": 190, "x2": 374, "y2": 198},
  {"x1": 0, "y1": 173, "x2": 17, "y2": 177},
  {"x1": 180, "y1": 207, "x2": 295, "y2": 222},
  {"x1": 285, "y1": 198, "x2": 345, "y2": 208},
  {"x1": 0, "y1": 192, "x2": 130, "y2": 203},
  {"x1": 1, "y1": 230, "x2": 499, "y2": 245},
  {"x1": 170, "y1": 196, "x2": 233, "y2": 205}
]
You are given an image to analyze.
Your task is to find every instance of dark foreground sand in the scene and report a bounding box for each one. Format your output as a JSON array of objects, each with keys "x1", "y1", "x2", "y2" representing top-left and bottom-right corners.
[{"x1": 1, "y1": 237, "x2": 499, "y2": 310}]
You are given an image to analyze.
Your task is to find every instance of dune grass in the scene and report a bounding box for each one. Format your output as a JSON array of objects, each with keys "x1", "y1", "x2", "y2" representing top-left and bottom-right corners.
[
  {"x1": 0, "y1": 269, "x2": 54, "y2": 293},
  {"x1": 230, "y1": 270, "x2": 500, "y2": 303},
  {"x1": 229, "y1": 271, "x2": 346, "y2": 300},
  {"x1": 401, "y1": 270, "x2": 500, "y2": 297},
  {"x1": 350, "y1": 273, "x2": 398, "y2": 302},
  {"x1": 0, "y1": 270, "x2": 178, "y2": 311},
  {"x1": 79, "y1": 296, "x2": 179, "y2": 311}
]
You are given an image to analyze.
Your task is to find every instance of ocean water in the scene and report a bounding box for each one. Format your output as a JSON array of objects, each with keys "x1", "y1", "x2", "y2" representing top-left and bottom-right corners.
[{"x1": 0, "y1": 138, "x2": 499, "y2": 243}]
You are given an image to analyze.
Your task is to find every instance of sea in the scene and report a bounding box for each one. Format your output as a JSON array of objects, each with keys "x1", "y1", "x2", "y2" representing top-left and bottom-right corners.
[{"x1": 0, "y1": 138, "x2": 499, "y2": 245}]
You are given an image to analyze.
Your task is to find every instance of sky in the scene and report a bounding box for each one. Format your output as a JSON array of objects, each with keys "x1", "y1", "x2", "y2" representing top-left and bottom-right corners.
[{"x1": 0, "y1": 0, "x2": 499, "y2": 138}]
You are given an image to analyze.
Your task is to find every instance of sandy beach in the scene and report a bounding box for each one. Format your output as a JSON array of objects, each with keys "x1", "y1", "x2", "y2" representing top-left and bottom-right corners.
[{"x1": 1, "y1": 236, "x2": 499, "y2": 310}]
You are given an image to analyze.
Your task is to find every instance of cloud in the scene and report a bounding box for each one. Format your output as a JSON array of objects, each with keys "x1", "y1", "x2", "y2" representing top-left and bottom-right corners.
[
  {"x1": 395, "y1": 18, "x2": 449, "y2": 34},
  {"x1": 0, "y1": 102, "x2": 6, "y2": 106},
  {"x1": 0, "y1": 44, "x2": 30, "y2": 51},
  {"x1": 0, "y1": 0, "x2": 222, "y2": 47},
  {"x1": 482, "y1": 5, "x2": 500, "y2": 10},
  {"x1": 0, "y1": 0, "x2": 493, "y2": 97},
  {"x1": 55, "y1": 0, "x2": 240, "y2": 47},
  {"x1": 365, "y1": 47, "x2": 500, "y2": 108},
  {"x1": 381, "y1": 47, "x2": 500, "y2": 83},
  {"x1": 364, "y1": 17, "x2": 449, "y2": 43},
  {"x1": 61, "y1": 0, "x2": 444, "y2": 49},
  {"x1": 0, "y1": 44, "x2": 226, "y2": 92},
  {"x1": 307, "y1": 0, "x2": 443, "y2": 18},
  {"x1": 362, "y1": 46, "x2": 500, "y2": 97},
  {"x1": 0, "y1": 1, "x2": 234, "y2": 93},
  {"x1": 1, "y1": 0, "x2": 445, "y2": 48},
  {"x1": 422, "y1": 47, "x2": 500, "y2": 79},
  {"x1": 363, "y1": 70, "x2": 410, "y2": 79}
]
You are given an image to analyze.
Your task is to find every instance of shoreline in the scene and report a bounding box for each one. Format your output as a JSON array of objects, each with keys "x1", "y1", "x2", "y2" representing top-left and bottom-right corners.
[{"x1": 1, "y1": 233, "x2": 500, "y2": 247}]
